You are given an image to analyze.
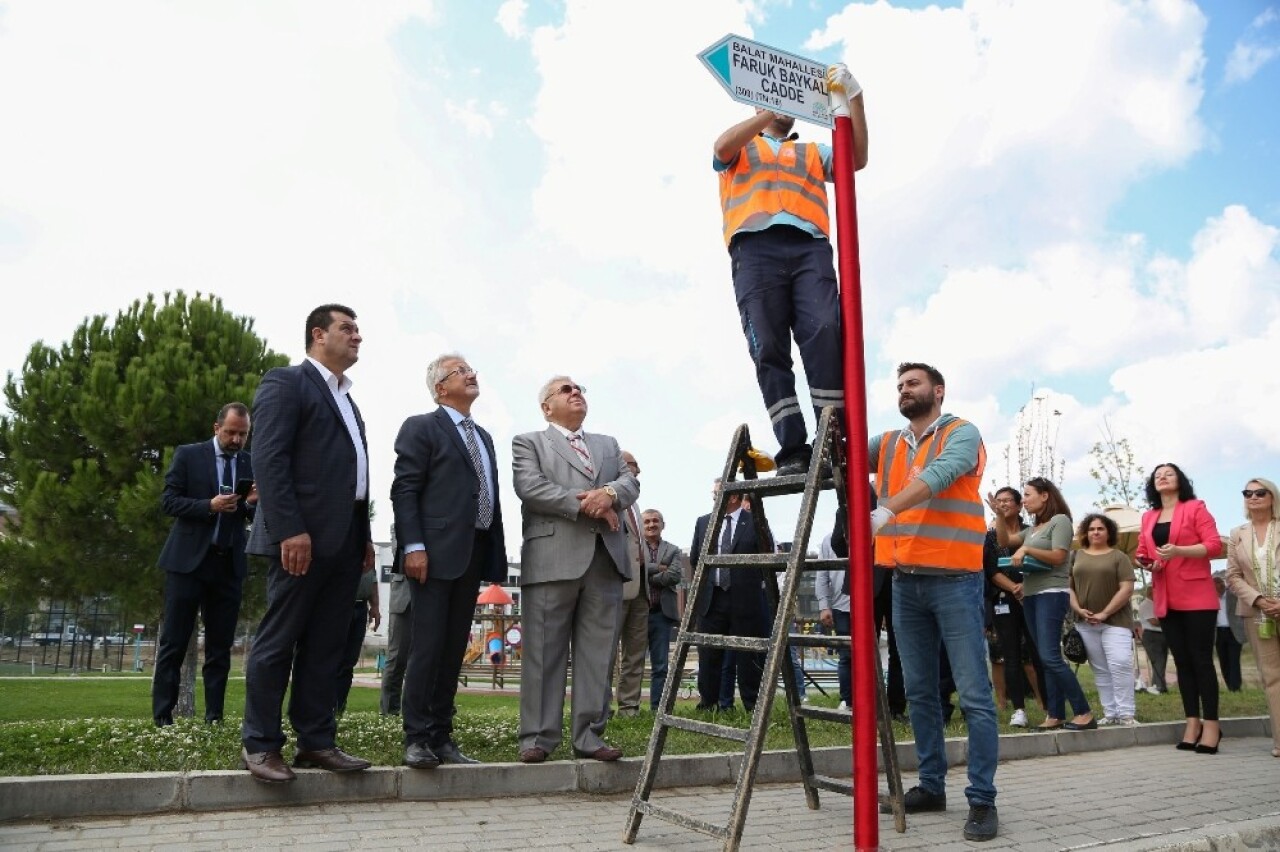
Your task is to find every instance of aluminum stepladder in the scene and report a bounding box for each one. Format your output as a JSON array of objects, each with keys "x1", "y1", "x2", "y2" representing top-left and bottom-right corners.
[{"x1": 623, "y1": 407, "x2": 905, "y2": 850}]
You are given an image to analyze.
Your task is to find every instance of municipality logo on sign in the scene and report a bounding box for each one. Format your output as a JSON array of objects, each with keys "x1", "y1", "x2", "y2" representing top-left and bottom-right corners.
[{"x1": 698, "y1": 34, "x2": 833, "y2": 128}]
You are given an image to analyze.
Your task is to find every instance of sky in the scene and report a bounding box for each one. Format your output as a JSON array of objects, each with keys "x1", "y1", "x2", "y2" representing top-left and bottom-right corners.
[{"x1": 2, "y1": 0, "x2": 1278, "y2": 565}]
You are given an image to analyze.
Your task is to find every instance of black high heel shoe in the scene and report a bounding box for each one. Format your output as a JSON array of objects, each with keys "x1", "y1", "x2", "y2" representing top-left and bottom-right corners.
[
  {"x1": 1195, "y1": 730, "x2": 1223, "y2": 755},
  {"x1": 1176, "y1": 722, "x2": 1203, "y2": 750}
]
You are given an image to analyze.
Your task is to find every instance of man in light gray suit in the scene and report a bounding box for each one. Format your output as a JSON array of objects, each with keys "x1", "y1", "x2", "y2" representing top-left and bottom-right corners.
[{"x1": 512, "y1": 375, "x2": 640, "y2": 763}]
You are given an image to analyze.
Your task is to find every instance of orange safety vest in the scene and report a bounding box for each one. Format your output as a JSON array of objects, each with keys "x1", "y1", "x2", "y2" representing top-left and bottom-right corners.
[
  {"x1": 874, "y1": 420, "x2": 987, "y2": 572},
  {"x1": 718, "y1": 136, "x2": 830, "y2": 246}
]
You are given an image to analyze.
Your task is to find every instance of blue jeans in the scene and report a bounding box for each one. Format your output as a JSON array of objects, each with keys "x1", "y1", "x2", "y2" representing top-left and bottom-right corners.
[
  {"x1": 647, "y1": 611, "x2": 677, "y2": 711},
  {"x1": 893, "y1": 570, "x2": 998, "y2": 807},
  {"x1": 1022, "y1": 592, "x2": 1090, "y2": 720}
]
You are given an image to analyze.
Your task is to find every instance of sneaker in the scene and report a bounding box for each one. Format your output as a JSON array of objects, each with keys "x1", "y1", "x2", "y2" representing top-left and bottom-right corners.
[
  {"x1": 1009, "y1": 709, "x2": 1027, "y2": 728},
  {"x1": 1117, "y1": 716, "x2": 1138, "y2": 726},
  {"x1": 1096, "y1": 716, "x2": 1116, "y2": 727},
  {"x1": 963, "y1": 804, "x2": 999, "y2": 841},
  {"x1": 894, "y1": 785, "x2": 946, "y2": 814},
  {"x1": 837, "y1": 701, "x2": 850, "y2": 710},
  {"x1": 1145, "y1": 686, "x2": 1163, "y2": 695}
]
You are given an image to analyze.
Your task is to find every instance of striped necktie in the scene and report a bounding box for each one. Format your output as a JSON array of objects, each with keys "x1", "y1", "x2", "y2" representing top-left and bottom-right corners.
[
  {"x1": 567, "y1": 433, "x2": 594, "y2": 476},
  {"x1": 461, "y1": 418, "x2": 493, "y2": 528}
]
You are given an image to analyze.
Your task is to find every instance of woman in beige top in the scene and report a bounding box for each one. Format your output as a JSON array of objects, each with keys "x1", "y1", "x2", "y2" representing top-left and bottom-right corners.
[{"x1": 1224, "y1": 476, "x2": 1280, "y2": 757}]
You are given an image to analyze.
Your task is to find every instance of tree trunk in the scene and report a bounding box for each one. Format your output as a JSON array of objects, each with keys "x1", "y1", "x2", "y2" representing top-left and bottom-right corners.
[{"x1": 175, "y1": 623, "x2": 198, "y2": 718}]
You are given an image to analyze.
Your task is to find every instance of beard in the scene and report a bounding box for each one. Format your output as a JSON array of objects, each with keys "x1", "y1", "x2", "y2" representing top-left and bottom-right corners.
[{"x1": 898, "y1": 393, "x2": 934, "y2": 420}]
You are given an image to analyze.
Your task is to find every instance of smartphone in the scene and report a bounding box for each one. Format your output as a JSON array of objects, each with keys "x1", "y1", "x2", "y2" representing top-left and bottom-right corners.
[
  {"x1": 219, "y1": 484, "x2": 234, "y2": 496},
  {"x1": 234, "y1": 478, "x2": 254, "y2": 498}
]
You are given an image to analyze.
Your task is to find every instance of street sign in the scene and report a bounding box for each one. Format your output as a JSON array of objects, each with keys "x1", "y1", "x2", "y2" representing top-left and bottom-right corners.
[{"x1": 697, "y1": 33, "x2": 832, "y2": 128}]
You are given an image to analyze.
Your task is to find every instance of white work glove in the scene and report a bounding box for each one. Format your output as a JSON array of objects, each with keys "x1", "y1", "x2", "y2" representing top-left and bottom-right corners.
[
  {"x1": 870, "y1": 506, "x2": 895, "y2": 535},
  {"x1": 827, "y1": 63, "x2": 862, "y2": 118}
]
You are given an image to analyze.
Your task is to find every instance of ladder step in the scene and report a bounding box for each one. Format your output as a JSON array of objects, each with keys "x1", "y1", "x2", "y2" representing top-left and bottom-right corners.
[
  {"x1": 787, "y1": 633, "x2": 849, "y2": 649},
  {"x1": 700, "y1": 553, "x2": 789, "y2": 567},
  {"x1": 634, "y1": 800, "x2": 729, "y2": 839},
  {"x1": 797, "y1": 705, "x2": 851, "y2": 723},
  {"x1": 679, "y1": 631, "x2": 771, "y2": 653},
  {"x1": 721, "y1": 476, "x2": 835, "y2": 496},
  {"x1": 658, "y1": 713, "x2": 750, "y2": 742},
  {"x1": 809, "y1": 774, "x2": 854, "y2": 796},
  {"x1": 800, "y1": 558, "x2": 848, "y2": 571}
]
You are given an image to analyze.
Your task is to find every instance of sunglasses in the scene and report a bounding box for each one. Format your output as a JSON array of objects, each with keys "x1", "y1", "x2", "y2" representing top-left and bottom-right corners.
[
  {"x1": 544, "y1": 382, "x2": 586, "y2": 401},
  {"x1": 1243, "y1": 488, "x2": 1271, "y2": 498}
]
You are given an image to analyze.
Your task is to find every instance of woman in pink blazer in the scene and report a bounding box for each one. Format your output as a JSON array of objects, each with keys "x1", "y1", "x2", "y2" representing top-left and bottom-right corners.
[
  {"x1": 1134, "y1": 463, "x2": 1224, "y2": 753},
  {"x1": 1224, "y1": 476, "x2": 1280, "y2": 757}
]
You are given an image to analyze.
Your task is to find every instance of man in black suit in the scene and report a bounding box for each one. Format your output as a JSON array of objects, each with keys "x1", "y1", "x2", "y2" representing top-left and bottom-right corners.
[
  {"x1": 691, "y1": 478, "x2": 774, "y2": 712},
  {"x1": 391, "y1": 352, "x2": 508, "y2": 769},
  {"x1": 240, "y1": 303, "x2": 375, "y2": 783},
  {"x1": 153, "y1": 402, "x2": 257, "y2": 726}
]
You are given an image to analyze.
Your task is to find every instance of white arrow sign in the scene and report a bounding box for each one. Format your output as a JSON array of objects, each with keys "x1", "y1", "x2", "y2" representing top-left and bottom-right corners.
[{"x1": 697, "y1": 33, "x2": 833, "y2": 128}]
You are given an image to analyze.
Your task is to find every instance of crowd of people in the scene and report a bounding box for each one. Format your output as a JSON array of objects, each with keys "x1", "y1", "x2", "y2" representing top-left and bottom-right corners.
[{"x1": 143, "y1": 62, "x2": 1280, "y2": 847}]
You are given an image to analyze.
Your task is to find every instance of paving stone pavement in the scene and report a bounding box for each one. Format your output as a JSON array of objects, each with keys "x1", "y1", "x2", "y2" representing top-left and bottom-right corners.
[{"x1": 2, "y1": 738, "x2": 1278, "y2": 851}]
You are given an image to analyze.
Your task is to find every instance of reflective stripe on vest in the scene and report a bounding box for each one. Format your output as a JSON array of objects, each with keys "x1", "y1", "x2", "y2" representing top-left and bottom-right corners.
[
  {"x1": 874, "y1": 420, "x2": 987, "y2": 572},
  {"x1": 719, "y1": 137, "x2": 830, "y2": 245}
]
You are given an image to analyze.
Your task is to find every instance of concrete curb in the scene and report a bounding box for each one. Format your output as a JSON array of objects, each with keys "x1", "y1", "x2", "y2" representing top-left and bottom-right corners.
[{"x1": 0, "y1": 717, "x2": 1269, "y2": 824}]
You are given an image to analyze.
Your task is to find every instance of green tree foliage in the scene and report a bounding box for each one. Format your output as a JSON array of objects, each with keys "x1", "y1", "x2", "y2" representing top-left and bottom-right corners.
[
  {"x1": 0, "y1": 292, "x2": 288, "y2": 614},
  {"x1": 1088, "y1": 417, "x2": 1145, "y2": 508}
]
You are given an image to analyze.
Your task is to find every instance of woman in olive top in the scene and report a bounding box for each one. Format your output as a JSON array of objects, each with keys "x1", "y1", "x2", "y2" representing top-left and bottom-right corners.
[
  {"x1": 992, "y1": 477, "x2": 1094, "y2": 731},
  {"x1": 1069, "y1": 513, "x2": 1137, "y2": 726},
  {"x1": 1224, "y1": 476, "x2": 1280, "y2": 757},
  {"x1": 1135, "y1": 463, "x2": 1224, "y2": 754}
]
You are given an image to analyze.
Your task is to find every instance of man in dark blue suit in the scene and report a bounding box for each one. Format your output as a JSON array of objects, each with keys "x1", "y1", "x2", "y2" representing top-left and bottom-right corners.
[
  {"x1": 153, "y1": 402, "x2": 257, "y2": 726},
  {"x1": 240, "y1": 303, "x2": 375, "y2": 783},
  {"x1": 391, "y1": 352, "x2": 508, "y2": 769},
  {"x1": 690, "y1": 478, "x2": 774, "y2": 712}
]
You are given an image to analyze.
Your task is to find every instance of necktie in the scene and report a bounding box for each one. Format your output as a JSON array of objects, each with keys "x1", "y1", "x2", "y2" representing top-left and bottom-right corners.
[
  {"x1": 567, "y1": 433, "x2": 594, "y2": 476},
  {"x1": 461, "y1": 418, "x2": 494, "y2": 529},
  {"x1": 717, "y1": 515, "x2": 733, "y2": 590},
  {"x1": 214, "y1": 453, "x2": 234, "y2": 548}
]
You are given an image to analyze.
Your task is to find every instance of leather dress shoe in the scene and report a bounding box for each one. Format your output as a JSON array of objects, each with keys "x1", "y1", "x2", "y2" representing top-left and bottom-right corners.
[
  {"x1": 404, "y1": 742, "x2": 441, "y2": 769},
  {"x1": 241, "y1": 748, "x2": 296, "y2": 784},
  {"x1": 435, "y1": 742, "x2": 480, "y2": 765},
  {"x1": 519, "y1": 746, "x2": 549, "y2": 764},
  {"x1": 575, "y1": 745, "x2": 623, "y2": 762},
  {"x1": 293, "y1": 747, "x2": 371, "y2": 772}
]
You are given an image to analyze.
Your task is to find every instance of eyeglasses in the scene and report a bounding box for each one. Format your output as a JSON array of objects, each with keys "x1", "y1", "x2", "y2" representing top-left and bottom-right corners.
[
  {"x1": 544, "y1": 382, "x2": 586, "y2": 401},
  {"x1": 1243, "y1": 488, "x2": 1271, "y2": 498},
  {"x1": 439, "y1": 365, "x2": 476, "y2": 383}
]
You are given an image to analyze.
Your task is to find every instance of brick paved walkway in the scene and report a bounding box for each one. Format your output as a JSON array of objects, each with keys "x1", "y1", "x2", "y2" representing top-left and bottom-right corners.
[{"x1": 2, "y1": 738, "x2": 1278, "y2": 850}]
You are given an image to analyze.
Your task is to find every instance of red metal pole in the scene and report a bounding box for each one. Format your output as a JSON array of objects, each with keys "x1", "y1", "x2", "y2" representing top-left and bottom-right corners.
[{"x1": 831, "y1": 112, "x2": 876, "y2": 850}]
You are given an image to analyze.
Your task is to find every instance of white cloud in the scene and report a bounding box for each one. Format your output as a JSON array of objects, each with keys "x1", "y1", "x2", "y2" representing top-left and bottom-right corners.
[
  {"x1": 496, "y1": 0, "x2": 529, "y2": 40},
  {"x1": 1224, "y1": 7, "x2": 1280, "y2": 85},
  {"x1": 444, "y1": 98, "x2": 497, "y2": 138}
]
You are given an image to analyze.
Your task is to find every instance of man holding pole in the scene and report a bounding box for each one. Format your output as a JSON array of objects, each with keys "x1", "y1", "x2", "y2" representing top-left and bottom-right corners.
[{"x1": 712, "y1": 64, "x2": 867, "y2": 477}]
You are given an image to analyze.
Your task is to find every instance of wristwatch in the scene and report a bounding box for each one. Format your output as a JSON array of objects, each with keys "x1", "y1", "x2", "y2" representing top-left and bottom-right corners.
[{"x1": 603, "y1": 485, "x2": 617, "y2": 501}]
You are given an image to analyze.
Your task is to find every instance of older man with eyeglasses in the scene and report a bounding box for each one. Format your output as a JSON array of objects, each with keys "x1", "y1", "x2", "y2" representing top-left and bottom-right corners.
[
  {"x1": 511, "y1": 375, "x2": 640, "y2": 763},
  {"x1": 391, "y1": 353, "x2": 508, "y2": 769}
]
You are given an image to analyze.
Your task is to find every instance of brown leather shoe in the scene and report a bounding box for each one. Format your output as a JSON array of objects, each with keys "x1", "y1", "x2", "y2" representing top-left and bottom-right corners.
[
  {"x1": 575, "y1": 745, "x2": 623, "y2": 762},
  {"x1": 518, "y1": 746, "x2": 549, "y2": 764},
  {"x1": 293, "y1": 747, "x2": 371, "y2": 772},
  {"x1": 241, "y1": 748, "x2": 296, "y2": 784}
]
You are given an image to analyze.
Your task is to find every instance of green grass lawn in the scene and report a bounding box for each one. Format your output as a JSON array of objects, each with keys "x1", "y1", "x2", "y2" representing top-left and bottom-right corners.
[{"x1": 0, "y1": 664, "x2": 1271, "y2": 777}]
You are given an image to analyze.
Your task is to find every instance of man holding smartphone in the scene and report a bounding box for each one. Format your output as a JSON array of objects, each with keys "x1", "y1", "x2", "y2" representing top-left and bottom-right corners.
[{"x1": 153, "y1": 402, "x2": 257, "y2": 726}]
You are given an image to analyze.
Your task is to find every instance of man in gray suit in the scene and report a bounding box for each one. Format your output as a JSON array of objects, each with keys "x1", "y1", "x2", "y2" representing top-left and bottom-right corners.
[
  {"x1": 512, "y1": 375, "x2": 639, "y2": 763},
  {"x1": 640, "y1": 509, "x2": 685, "y2": 712},
  {"x1": 241, "y1": 303, "x2": 375, "y2": 783}
]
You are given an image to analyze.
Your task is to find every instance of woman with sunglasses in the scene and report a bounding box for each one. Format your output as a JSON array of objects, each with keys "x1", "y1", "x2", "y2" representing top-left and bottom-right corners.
[
  {"x1": 1135, "y1": 463, "x2": 1224, "y2": 754},
  {"x1": 991, "y1": 477, "x2": 1094, "y2": 731},
  {"x1": 1069, "y1": 513, "x2": 1137, "y2": 726},
  {"x1": 1225, "y1": 477, "x2": 1280, "y2": 757}
]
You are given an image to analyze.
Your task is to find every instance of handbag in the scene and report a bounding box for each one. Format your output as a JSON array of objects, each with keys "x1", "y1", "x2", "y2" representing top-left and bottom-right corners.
[
  {"x1": 997, "y1": 555, "x2": 1054, "y2": 574},
  {"x1": 1061, "y1": 618, "x2": 1088, "y2": 664}
]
